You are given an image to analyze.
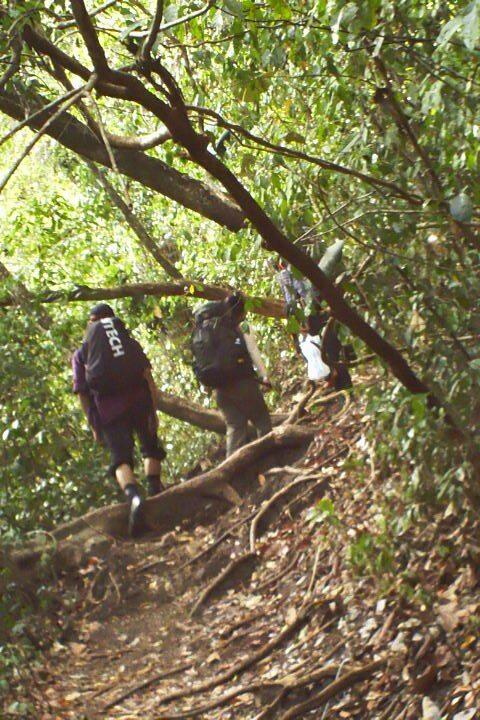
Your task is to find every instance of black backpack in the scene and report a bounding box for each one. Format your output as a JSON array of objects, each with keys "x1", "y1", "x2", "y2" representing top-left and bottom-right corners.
[
  {"x1": 192, "y1": 301, "x2": 253, "y2": 388},
  {"x1": 84, "y1": 317, "x2": 148, "y2": 395}
]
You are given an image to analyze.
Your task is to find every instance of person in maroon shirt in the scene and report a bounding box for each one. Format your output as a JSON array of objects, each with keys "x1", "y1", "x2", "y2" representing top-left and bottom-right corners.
[{"x1": 72, "y1": 304, "x2": 166, "y2": 536}]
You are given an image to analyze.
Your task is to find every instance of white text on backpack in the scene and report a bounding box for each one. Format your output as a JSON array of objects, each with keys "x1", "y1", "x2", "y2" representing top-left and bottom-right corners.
[{"x1": 101, "y1": 318, "x2": 125, "y2": 357}]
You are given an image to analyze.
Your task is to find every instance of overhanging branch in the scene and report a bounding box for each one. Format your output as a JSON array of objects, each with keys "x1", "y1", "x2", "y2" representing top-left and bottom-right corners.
[
  {"x1": 0, "y1": 87, "x2": 245, "y2": 230},
  {"x1": 0, "y1": 280, "x2": 285, "y2": 319}
]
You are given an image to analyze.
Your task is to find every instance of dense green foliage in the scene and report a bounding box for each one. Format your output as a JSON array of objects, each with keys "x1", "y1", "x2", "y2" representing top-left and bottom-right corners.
[{"x1": 0, "y1": 0, "x2": 478, "y2": 554}]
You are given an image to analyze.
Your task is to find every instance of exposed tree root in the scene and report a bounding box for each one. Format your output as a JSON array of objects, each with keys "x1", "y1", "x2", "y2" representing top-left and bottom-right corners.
[
  {"x1": 102, "y1": 661, "x2": 194, "y2": 711},
  {"x1": 158, "y1": 658, "x2": 361, "y2": 719},
  {"x1": 279, "y1": 658, "x2": 386, "y2": 719},
  {"x1": 179, "y1": 509, "x2": 258, "y2": 571},
  {"x1": 148, "y1": 600, "x2": 322, "y2": 710},
  {"x1": 219, "y1": 609, "x2": 268, "y2": 638},
  {"x1": 190, "y1": 551, "x2": 258, "y2": 617},
  {"x1": 7, "y1": 425, "x2": 315, "y2": 573},
  {"x1": 285, "y1": 384, "x2": 317, "y2": 425},
  {"x1": 157, "y1": 680, "x2": 280, "y2": 719},
  {"x1": 253, "y1": 687, "x2": 289, "y2": 720},
  {"x1": 254, "y1": 550, "x2": 302, "y2": 593},
  {"x1": 307, "y1": 388, "x2": 351, "y2": 413},
  {"x1": 250, "y1": 474, "x2": 329, "y2": 552}
]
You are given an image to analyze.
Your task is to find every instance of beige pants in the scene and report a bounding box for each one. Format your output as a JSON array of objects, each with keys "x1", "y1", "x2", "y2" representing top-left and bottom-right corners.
[{"x1": 216, "y1": 377, "x2": 272, "y2": 457}]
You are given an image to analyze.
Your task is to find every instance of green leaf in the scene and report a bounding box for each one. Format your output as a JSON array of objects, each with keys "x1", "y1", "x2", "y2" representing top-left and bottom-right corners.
[
  {"x1": 282, "y1": 131, "x2": 306, "y2": 144},
  {"x1": 285, "y1": 315, "x2": 301, "y2": 333},
  {"x1": 223, "y1": 0, "x2": 244, "y2": 18}
]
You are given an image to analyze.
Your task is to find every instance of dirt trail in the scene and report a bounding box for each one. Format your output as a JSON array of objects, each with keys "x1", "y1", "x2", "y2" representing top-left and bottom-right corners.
[{"x1": 6, "y1": 389, "x2": 480, "y2": 719}]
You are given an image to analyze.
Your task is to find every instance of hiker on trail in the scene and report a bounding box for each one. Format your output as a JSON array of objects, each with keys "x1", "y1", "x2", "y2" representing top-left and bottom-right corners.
[
  {"x1": 192, "y1": 294, "x2": 272, "y2": 457},
  {"x1": 274, "y1": 254, "x2": 353, "y2": 391},
  {"x1": 298, "y1": 316, "x2": 331, "y2": 385},
  {"x1": 72, "y1": 304, "x2": 166, "y2": 537}
]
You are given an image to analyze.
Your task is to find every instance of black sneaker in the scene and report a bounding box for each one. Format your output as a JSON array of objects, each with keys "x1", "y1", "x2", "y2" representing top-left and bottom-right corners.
[{"x1": 128, "y1": 493, "x2": 145, "y2": 537}]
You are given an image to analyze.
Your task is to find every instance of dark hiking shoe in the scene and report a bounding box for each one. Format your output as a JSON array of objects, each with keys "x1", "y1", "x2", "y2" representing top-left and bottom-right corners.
[
  {"x1": 128, "y1": 493, "x2": 145, "y2": 538},
  {"x1": 146, "y1": 476, "x2": 165, "y2": 498}
]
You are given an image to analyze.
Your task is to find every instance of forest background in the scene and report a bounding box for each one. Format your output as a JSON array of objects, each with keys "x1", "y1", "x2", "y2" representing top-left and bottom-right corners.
[{"x1": 0, "y1": 0, "x2": 479, "y2": 683}]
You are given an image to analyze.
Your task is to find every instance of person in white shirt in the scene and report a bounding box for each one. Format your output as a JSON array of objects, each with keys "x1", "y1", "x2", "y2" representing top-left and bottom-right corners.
[{"x1": 298, "y1": 332, "x2": 331, "y2": 382}]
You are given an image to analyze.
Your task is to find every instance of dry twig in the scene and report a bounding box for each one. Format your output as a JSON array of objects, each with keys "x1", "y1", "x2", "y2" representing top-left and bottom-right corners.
[{"x1": 250, "y1": 475, "x2": 328, "y2": 552}]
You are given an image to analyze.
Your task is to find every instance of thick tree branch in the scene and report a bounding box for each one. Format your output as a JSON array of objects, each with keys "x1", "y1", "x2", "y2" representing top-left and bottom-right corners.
[
  {"x1": 0, "y1": 280, "x2": 285, "y2": 319},
  {"x1": 106, "y1": 127, "x2": 171, "y2": 150},
  {"x1": 0, "y1": 85, "x2": 81, "y2": 149},
  {"x1": 23, "y1": 26, "x2": 130, "y2": 100},
  {"x1": 0, "y1": 87, "x2": 245, "y2": 230}
]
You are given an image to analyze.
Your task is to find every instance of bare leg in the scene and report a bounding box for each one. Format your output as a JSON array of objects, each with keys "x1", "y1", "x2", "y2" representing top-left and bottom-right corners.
[
  {"x1": 115, "y1": 463, "x2": 136, "y2": 490},
  {"x1": 144, "y1": 457, "x2": 161, "y2": 476}
]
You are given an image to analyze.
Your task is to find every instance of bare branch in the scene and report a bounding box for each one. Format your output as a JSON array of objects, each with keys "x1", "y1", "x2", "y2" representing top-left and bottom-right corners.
[
  {"x1": 188, "y1": 105, "x2": 422, "y2": 204},
  {"x1": 69, "y1": 0, "x2": 110, "y2": 75},
  {"x1": 0, "y1": 262, "x2": 51, "y2": 329},
  {"x1": 142, "y1": 0, "x2": 216, "y2": 34},
  {"x1": 0, "y1": 35, "x2": 22, "y2": 90},
  {"x1": 57, "y1": 0, "x2": 119, "y2": 30},
  {"x1": 373, "y1": 57, "x2": 443, "y2": 197},
  {"x1": 86, "y1": 160, "x2": 183, "y2": 279},
  {"x1": 0, "y1": 280, "x2": 285, "y2": 319},
  {"x1": 141, "y1": 0, "x2": 164, "y2": 61}
]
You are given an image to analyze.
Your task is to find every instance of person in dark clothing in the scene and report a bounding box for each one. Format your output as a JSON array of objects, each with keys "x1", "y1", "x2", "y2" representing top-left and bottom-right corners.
[
  {"x1": 192, "y1": 294, "x2": 272, "y2": 457},
  {"x1": 72, "y1": 303, "x2": 166, "y2": 537},
  {"x1": 215, "y1": 296, "x2": 272, "y2": 456}
]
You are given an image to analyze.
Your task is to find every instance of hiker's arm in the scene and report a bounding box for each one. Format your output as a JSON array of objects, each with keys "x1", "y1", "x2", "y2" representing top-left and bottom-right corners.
[
  {"x1": 78, "y1": 392, "x2": 91, "y2": 418},
  {"x1": 144, "y1": 367, "x2": 160, "y2": 413},
  {"x1": 144, "y1": 368, "x2": 160, "y2": 432},
  {"x1": 242, "y1": 329, "x2": 270, "y2": 386},
  {"x1": 72, "y1": 348, "x2": 100, "y2": 442}
]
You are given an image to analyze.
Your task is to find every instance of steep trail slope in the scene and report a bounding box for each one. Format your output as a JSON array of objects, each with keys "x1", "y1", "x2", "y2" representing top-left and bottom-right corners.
[{"x1": 4, "y1": 385, "x2": 480, "y2": 720}]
